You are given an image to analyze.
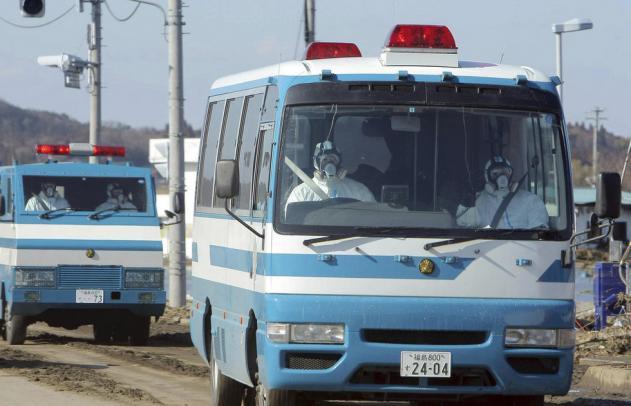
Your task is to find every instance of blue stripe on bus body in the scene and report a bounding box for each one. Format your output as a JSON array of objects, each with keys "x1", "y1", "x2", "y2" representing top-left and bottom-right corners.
[
  {"x1": 209, "y1": 245, "x2": 472, "y2": 280},
  {"x1": 0, "y1": 238, "x2": 162, "y2": 251}
]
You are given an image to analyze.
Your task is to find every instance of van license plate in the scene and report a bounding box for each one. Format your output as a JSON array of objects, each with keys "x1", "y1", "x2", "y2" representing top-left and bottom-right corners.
[
  {"x1": 400, "y1": 351, "x2": 451, "y2": 378},
  {"x1": 76, "y1": 289, "x2": 104, "y2": 304}
]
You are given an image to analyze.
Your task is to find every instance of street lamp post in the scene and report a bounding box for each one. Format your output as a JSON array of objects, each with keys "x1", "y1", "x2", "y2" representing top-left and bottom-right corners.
[{"x1": 552, "y1": 18, "x2": 593, "y2": 104}]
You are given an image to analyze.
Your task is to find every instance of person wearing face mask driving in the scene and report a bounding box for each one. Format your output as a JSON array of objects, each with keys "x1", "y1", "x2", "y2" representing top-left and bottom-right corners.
[
  {"x1": 456, "y1": 156, "x2": 549, "y2": 229},
  {"x1": 25, "y1": 181, "x2": 70, "y2": 211},
  {"x1": 95, "y1": 183, "x2": 137, "y2": 212},
  {"x1": 285, "y1": 140, "x2": 375, "y2": 211}
]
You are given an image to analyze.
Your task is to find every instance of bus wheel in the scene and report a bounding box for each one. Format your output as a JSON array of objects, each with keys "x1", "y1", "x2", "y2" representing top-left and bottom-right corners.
[
  {"x1": 255, "y1": 386, "x2": 296, "y2": 406},
  {"x1": 6, "y1": 315, "x2": 27, "y2": 345},
  {"x1": 209, "y1": 337, "x2": 246, "y2": 406},
  {"x1": 93, "y1": 321, "x2": 112, "y2": 343},
  {"x1": 129, "y1": 316, "x2": 150, "y2": 346}
]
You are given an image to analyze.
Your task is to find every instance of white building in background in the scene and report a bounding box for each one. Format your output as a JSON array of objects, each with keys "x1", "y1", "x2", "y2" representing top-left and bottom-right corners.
[
  {"x1": 149, "y1": 138, "x2": 200, "y2": 225},
  {"x1": 149, "y1": 138, "x2": 200, "y2": 258}
]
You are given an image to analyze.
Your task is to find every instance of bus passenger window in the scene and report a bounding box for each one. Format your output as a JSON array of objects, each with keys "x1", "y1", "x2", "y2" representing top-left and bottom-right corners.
[
  {"x1": 214, "y1": 97, "x2": 244, "y2": 209},
  {"x1": 197, "y1": 100, "x2": 225, "y2": 209},
  {"x1": 236, "y1": 93, "x2": 264, "y2": 212}
]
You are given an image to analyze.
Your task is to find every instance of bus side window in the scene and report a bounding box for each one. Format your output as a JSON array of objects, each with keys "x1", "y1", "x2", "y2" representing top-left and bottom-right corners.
[
  {"x1": 253, "y1": 125, "x2": 275, "y2": 215},
  {"x1": 214, "y1": 96, "x2": 245, "y2": 209},
  {"x1": 197, "y1": 100, "x2": 225, "y2": 210},
  {"x1": 235, "y1": 93, "x2": 264, "y2": 213}
]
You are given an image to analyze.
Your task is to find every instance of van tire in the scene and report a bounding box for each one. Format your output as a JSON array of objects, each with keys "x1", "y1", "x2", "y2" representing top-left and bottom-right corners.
[
  {"x1": 129, "y1": 316, "x2": 150, "y2": 346},
  {"x1": 209, "y1": 335, "x2": 246, "y2": 406},
  {"x1": 6, "y1": 315, "x2": 27, "y2": 345},
  {"x1": 93, "y1": 321, "x2": 112, "y2": 343}
]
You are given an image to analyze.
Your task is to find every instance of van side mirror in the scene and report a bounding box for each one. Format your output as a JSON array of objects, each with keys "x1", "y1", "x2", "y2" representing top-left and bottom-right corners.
[
  {"x1": 595, "y1": 172, "x2": 621, "y2": 219},
  {"x1": 215, "y1": 160, "x2": 239, "y2": 199}
]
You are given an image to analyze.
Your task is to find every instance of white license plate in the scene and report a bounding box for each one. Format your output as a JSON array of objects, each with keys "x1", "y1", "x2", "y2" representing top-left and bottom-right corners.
[
  {"x1": 400, "y1": 351, "x2": 451, "y2": 378},
  {"x1": 76, "y1": 289, "x2": 104, "y2": 304}
]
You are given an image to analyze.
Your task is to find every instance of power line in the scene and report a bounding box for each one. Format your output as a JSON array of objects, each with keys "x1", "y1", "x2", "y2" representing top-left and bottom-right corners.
[
  {"x1": 103, "y1": 0, "x2": 141, "y2": 22},
  {"x1": 0, "y1": 4, "x2": 75, "y2": 29}
]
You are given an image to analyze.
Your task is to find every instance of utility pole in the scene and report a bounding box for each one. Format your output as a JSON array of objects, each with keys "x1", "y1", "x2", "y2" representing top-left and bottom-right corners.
[
  {"x1": 167, "y1": 0, "x2": 186, "y2": 307},
  {"x1": 304, "y1": 0, "x2": 315, "y2": 46},
  {"x1": 87, "y1": 0, "x2": 102, "y2": 164},
  {"x1": 587, "y1": 107, "x2": 606, "y2": 184}
]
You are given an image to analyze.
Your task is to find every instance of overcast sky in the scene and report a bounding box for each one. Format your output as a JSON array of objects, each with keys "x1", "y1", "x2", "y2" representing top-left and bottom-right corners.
[{"x1": 0, "y1": 0, "x2": 629, "y2": 135}]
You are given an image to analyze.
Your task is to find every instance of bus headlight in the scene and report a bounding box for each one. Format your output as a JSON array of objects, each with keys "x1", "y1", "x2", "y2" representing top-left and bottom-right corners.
[
  {"x1": 124, "y1": 270, "x2": 164, "y2": 289},
  {"x1": 505, "y1": 328, "x2": 575, "y2": 348},
  {"x1": 267, "y1": 323, "x2": 345, "y2": 344},
  {"x1": 15, "y1": 268, "x2": 56, "y2": 288}
]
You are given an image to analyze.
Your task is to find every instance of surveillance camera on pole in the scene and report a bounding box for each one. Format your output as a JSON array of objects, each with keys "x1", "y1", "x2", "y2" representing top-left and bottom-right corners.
[
  {"x1": 37, "y1": 53, "x2": 91, "y2": 89},
  {"x1": 20, "y1": 0, "x2": 45, "y2": 17}
]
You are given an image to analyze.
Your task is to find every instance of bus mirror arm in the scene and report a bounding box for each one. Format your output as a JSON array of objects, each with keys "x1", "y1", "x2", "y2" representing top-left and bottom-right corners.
[
  {"x1": 569, "y1": 216, "x2": 614, "y2": 248},
  {"x1": 224, "y1": 199, "x2": 264, "y2": 239},
  {"x1": 161, "y1": 209, "x2": 183, "y2": 228}
]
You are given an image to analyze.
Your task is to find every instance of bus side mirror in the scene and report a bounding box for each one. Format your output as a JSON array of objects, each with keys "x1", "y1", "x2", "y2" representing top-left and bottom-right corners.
[
  {"x1": 173, "y1": 191, "x2": 184, "y2": 214},
  {"x1": 216, "y1": 160, "x2": 239, "y2": 199},
  {"x1": 0, "y1": 194, "x2": 5, "y2": 216},
  {"x1": 595, "y1": 172, "x2": 621, "y2": 219}
]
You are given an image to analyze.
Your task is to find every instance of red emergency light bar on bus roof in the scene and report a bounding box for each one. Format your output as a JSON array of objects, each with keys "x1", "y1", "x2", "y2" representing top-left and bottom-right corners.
[
  {"x1": 36, "y1": 143, "x2": 125, "y2": 157},
  {"x1": 386, "y1": 25, "x2": 456, "y2": 49},
  {"x1": 305, "y1": 42, "x2": 362, "y2": 60}
]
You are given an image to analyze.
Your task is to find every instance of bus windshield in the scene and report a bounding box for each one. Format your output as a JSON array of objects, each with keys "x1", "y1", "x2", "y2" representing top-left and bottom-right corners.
[
  {"x1": 22, "y1": 176, "x2": 148, "y2": 213},
  {"x1": 276, "y1": 105, "x2": 570, "y2": 239}
]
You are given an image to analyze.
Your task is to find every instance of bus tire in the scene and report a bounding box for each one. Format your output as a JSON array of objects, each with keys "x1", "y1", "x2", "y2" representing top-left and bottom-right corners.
[
  {"x1": 129, "y1": 316, "x2": 150, "y2": 346},
  {"x1": 6, "y1": 315, "x2": 27, "y2": 345},
  {"x1": 255, "y1": 386, "x2": 296, "y2": 406},
  {"x1": 209, "y1": 335, "x2": 246, "y2": 406}
]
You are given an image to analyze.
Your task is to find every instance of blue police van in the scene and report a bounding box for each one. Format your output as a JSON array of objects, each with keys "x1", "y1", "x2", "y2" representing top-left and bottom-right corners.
[{"x1": 0, "y1": 144, "x2": 166, "y2": 345}]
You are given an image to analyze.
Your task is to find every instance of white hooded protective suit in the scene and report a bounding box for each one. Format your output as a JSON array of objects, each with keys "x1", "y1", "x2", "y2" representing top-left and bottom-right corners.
[
  {"x1": 456, "y1": 185, "x2": 549, "y2": 229},
  {"x1": 285, "y1": 175, "x2": 375, "y2": 211},
  {"x1": 24, "y1": 191, "x2": 70, "y2": 211}
]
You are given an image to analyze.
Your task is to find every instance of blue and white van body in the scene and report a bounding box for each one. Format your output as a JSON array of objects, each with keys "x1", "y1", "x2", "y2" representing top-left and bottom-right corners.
[
  {"x1": 0, "y1": 160, "x2": 165, "y2": 344},
  {"x1": 191, "y1": 26, "x2": 575, "y2": 403}
]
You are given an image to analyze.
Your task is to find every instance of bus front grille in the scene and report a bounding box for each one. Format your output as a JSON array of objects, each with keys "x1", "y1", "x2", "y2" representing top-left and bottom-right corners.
[
  {"x1": 362, "y1": 329, "x2": 488, "y2": 345},
  {"x1": 57, "y1": 266, "x2": 122, "y2": 290},
  {"x1": 285, "y1": 353, "x2": 342, "y2": 370}
]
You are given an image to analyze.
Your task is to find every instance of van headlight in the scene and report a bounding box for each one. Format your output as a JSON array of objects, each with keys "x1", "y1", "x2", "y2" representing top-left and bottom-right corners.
[
  {"x1": 505, "y1": 328, "x2": 575, "y2": 349},
  {"x1": 124, "y1": 270, "x2": 164, "y2": 289},
  {"x1": 15, "y1": 268, "x2": 56, "y2": 288},
  {"x1": 267, "y1": 323, "x2": 345, "y2": 344}
]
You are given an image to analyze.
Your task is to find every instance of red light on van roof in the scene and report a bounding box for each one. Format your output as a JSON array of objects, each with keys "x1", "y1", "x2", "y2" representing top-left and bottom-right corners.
[
  {"x1": 305, "y1": 42, "x2": 362, "y2": 60},
  {"x1": 92, "y1": 145, "x2": 125, "y2": 157},
  {"x1": 36, "y1": 144, "x2": 70, "y2": 155},
  {"x1": 386, "y1": 25, "x2": 456, "y2": 49}
]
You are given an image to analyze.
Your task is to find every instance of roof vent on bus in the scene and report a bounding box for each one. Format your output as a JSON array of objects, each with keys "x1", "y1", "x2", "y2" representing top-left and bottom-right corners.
[
  {"x1": 304, "y1": 42, "x2": 362, "y2": 60},
  {"x1": 380, "y1": 24, "x2": 459, "y2": 68}
]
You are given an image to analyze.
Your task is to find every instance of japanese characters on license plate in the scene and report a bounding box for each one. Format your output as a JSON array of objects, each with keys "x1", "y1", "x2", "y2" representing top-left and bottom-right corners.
[
  {"x1": 76, "y1": 289, "x2": 104, "y2": 304},
  {"x1": 400, "y1": 351, "x2": 451, "y2": 378}
]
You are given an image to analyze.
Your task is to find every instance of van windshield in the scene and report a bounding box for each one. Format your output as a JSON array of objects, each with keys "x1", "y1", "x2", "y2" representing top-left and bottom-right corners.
[
  {"x1": 276, "y1": 105, "x2": 570, "y2": 239},
  {"x1": 22, "y1": 176, "x2": 148, "y2": 213}
]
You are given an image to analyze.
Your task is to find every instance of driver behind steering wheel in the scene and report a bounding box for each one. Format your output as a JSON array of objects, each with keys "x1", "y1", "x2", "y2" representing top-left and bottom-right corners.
[
  {"x1": 456, "y1": 155, "x2": 549, "y2": 229},
  {"x1": 285, "y1": 140, "x2": 375, "y2": 212}
]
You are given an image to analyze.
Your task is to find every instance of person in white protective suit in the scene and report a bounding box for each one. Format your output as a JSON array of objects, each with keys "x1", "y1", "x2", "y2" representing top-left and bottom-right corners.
[
  {"x1": 456, "y1": 156, "x2": 549, "y2": 229},
  {"x1": 285, "y1": 140, "x2": 375, "y2": 211},
  {"x1": 24, "y1": 181, "x2": 70, "y2": 211},
  {"x1": 95, "y1": 183, "x2": 137, "y2": 212}
]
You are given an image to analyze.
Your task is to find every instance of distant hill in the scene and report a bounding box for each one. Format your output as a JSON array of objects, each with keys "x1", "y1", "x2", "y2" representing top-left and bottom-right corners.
[
  {"x1": 0, "y1": 99, "x2": 198, "y2": 168},
  {"x1": 0, "y1": 99, "x2": 628, "y2": 188}
]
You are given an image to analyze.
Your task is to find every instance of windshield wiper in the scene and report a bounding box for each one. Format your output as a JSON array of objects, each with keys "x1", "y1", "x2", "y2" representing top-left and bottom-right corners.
[
  {"x1": 39, "y1": 207, "x2": 76, "y2": 219},
  {"x1": 303, "y1": 227, "x2": 405, "y2": 247},
  {"x1": 89, "y1": 205, "x2": 122, "y2": 220},
  {"x1": 423, "y1": 228, "x2": 545, "y2": 250}
]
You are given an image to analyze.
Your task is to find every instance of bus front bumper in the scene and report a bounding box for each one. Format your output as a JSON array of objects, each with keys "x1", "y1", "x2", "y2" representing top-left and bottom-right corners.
[{"x1": 257, "y1": 295, "x2": 574, "y2": 397}]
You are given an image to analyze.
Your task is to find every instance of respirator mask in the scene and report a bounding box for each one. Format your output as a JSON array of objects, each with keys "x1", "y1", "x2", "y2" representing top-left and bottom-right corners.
[{"x1": 313, "y1": 141, "x2": 342, "y2": 179}]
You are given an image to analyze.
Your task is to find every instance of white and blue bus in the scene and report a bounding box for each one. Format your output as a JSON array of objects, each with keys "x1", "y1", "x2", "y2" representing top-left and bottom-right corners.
[
  {"x1": 0, "y1": 144, "x2": 166, "y2": 345},
  {"x1": 190, "y1": 25, "x2": 619, "y2": 406}
]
